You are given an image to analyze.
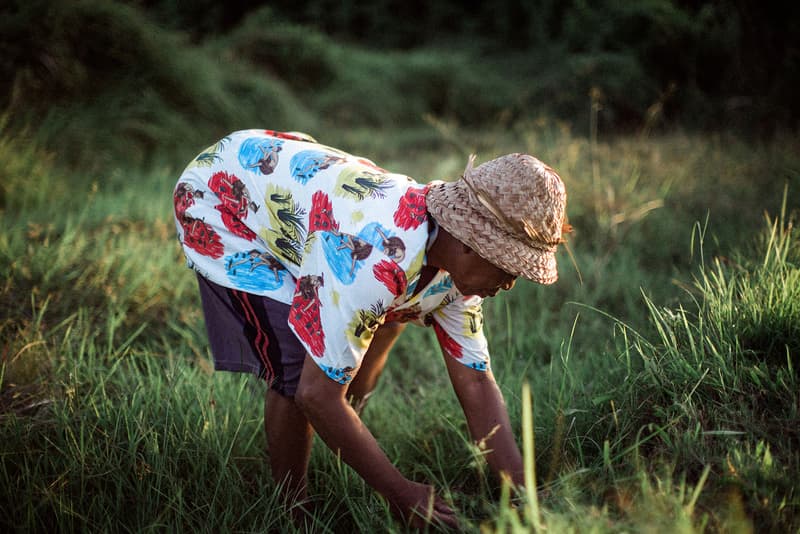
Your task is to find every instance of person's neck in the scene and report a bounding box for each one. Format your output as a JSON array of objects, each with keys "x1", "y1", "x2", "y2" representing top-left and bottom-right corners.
[{"x1": 425, "y1": 223, "x2": 458, "y2": 272}]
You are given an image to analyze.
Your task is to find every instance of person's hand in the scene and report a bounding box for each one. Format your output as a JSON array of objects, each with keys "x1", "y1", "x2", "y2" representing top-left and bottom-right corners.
[
  {"x1": 296, "y1": 357, "x2": 459, "y2": 529},
  {"x1": 389, "y1": 481, "x2": 459, "y2": 530}
]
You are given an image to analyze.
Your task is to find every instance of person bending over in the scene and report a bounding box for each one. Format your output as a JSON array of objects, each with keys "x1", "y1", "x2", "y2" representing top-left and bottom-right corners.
[{"x1": 172, "y1": 129, "x2": 569, "y2": 528}]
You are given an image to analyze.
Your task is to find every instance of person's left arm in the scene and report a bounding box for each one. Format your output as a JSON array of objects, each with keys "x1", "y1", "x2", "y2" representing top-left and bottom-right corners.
[
  {"x1": 430, "y1": 291, "x2": 524, "y2": 487},
  {"x1": 443, "y1": 354, "x2": 524, "y2": 488}
]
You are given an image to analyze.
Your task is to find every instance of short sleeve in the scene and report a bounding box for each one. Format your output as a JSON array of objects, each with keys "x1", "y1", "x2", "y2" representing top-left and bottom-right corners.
[
  {"x1": 287, "y1": 229, "x2": 401, "y2": 385},
  {"x1": 429, "y1": 291, "x2": 490, "y2": 371}
]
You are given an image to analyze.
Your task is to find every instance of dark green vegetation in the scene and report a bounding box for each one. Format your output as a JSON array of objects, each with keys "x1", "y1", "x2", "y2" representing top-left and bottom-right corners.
[
  {"x1": 3, "y1": 0, "x2": 799, "y2": 169},
  {"x1": 1, "y1": 1, "x2": 799, "y2": 532}
]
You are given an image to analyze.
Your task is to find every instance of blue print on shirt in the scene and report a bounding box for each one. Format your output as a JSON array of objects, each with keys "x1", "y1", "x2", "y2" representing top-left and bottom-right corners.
[
  {"x1": 320, "y1": 364, "x2": 354, "y2": 385},
  {"x1": 406, "y1": 277, "x2": 419, "y2": 297},
  {"x1": 423, "y1": 275, "x2": 453, "y2": 297},
  {"x1": 224, "y1": 250, "x2": 288, "y2": 292},
  {"x1": 290, "y1": 150, "x2": 342, "y2": 184},
  {"x1": 238, "y1": 137, "x2": 284, "y2": 175},
  {"x1": 319, "y1": 222, "x2": 396, "y2": 285}
]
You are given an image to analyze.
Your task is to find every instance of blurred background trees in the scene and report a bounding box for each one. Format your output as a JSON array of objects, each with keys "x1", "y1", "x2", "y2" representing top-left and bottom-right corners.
[
  {"x1": 1, "y1": 0, "x2": 797, "y2": 168},
  {"x1": 1, "y1": 5, "x2": 798, "y2": 530}
]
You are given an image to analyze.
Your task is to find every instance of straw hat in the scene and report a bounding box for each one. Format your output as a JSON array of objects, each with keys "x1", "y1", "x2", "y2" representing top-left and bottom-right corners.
[{"x1": 426, "y1": 153, "x2": 568, "y2": 284}]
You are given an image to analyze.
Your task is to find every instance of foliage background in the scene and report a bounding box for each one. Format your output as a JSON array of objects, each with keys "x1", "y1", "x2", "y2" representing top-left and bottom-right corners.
[
  {"x1": 2, "y1": 0, "x2": 799, "y2": 168},
  {"x1": 1, "y1": 1, "x2": 798, "y2": 532}
]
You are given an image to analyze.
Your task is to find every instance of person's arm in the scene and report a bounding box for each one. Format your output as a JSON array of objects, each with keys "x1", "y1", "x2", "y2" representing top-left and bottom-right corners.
[
  {"x1": 443, "y1": 354, "x2": 525, "y2": 488},
  {"x1": 294, "y1": 354, "x2": 459, "y2": 529}
]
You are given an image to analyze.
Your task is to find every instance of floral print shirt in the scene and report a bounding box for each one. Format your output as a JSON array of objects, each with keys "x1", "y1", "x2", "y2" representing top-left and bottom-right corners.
[{"x1": 174, "y1": 129, "x2": 489, "y2": 384}]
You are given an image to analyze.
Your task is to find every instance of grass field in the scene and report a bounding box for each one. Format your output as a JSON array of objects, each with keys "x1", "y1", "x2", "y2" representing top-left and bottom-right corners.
[{"x1": 1, "y1": 120, "x2": 798, "y2": 532}]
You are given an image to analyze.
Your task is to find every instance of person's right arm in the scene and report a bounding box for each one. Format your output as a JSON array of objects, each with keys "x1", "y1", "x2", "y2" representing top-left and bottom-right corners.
[
  {"x1": 294, "y1": 354, "x2": 458, "y2": 529},
  {"x1": 443, "y1": 353, "x2": 524, "y2": 487}
]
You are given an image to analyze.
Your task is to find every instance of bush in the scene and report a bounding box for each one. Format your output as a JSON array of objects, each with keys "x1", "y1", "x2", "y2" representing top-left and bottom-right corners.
[
  {"x1": 609, "y1": 196, "x2": 799, "y2": 531},
  {"x1": 1, "y1": 0, "x2": 314, "y2": 168}
]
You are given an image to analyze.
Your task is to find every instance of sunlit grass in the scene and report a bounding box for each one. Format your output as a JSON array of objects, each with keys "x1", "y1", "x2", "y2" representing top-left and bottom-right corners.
[{"x1": 1, "y1": 124, "x2": 798, "y2": 531}]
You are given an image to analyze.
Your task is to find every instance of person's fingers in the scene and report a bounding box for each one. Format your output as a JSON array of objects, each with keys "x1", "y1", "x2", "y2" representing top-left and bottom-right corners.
[
  {"x1": 393, "y1": 482, "x2": 461, "y2": 529},
  {"x1": 430, "y1": 508, "x2": 459, "y2": 529},
  {"x1": 410, "y1": 495, "x2": 458, "y2": 530},
  {"x1": 433, "y1": 497, "x2": 454, "y2": 514}
]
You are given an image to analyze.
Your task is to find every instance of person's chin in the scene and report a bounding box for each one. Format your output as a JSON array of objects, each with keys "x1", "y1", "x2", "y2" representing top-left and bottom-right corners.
[
  {"x1": 464, "y1": 288, "x2": 488, "y2": 298},
  {"x1": 455, "y1": 281, "x2": 489, "y2": 298}
]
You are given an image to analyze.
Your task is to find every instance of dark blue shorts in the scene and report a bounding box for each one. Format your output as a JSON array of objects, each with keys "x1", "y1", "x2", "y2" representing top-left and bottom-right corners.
[{"x1": 196, "y1": 274, "x2": 305, "y2": 397}]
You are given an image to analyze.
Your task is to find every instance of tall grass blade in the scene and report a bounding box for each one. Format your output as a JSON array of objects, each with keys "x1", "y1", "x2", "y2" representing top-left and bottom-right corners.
[{"x1": 521, "y1": 382, "x2": 543, "y2": 532}]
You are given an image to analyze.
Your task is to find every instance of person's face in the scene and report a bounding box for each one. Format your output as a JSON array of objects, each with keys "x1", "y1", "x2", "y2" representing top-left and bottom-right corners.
[{"x1": 449, "y1": 246, "x2": 517, "y2": 298}]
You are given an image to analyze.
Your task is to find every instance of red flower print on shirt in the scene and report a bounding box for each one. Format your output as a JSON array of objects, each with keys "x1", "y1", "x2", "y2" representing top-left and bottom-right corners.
[
  {"x1": 372, "y1": 260, "x2": 407, "y2": 296},
  {"x1": 182, "y1": 216, "x2": 224, "y2": 259},
  {"x1": 223, "y1": 215, "x2": 258, "y2": 241},
  {"x1": 173, "y1": 182, "x2": 203, "y2": 220},
  {"x1": 264, "y1": 130, "x2": 309, "y2": 142},
  {"x1": 208, "y1": 171, "x2": 258, "y2": 241},
  {"x1": 394, "y1": 185, "x2": 428, "y2": 230},
  {"x1": 432, "y1": 320, "x2": 463, "y2": 359},
  {"x1": 385, "y1": 304, "x2": 421, "y2": 323},
  {"x1": 289, "y1": 274, "x2": 325, "y2": 357},
  {"x1": 309, "y1": 191, "x2": 340, "y2": 233}
]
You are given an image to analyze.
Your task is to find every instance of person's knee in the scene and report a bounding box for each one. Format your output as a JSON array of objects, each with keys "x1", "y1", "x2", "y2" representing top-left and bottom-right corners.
[
  {"x1": 292, "y1": 384, "x2": 314, "y2": 416},
  {"x1": 294, "y1": 380, "x2": 333, "y2": 420}
]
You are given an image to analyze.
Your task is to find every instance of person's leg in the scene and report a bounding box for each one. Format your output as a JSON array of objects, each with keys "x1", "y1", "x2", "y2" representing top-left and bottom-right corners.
[
  {"x1": 194, "y1": 275, "x2": 315, "y2": 513},
  {"x1": 264, "y1": 389, "x2": 314, "y2": 505},
  {"x1": 346, "y1": 321, "x2": 406, "y2": 415}
]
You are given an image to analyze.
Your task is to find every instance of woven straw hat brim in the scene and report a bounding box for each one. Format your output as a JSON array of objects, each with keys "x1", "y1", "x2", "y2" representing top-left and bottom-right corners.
[{"x1": 427, "y1": 180, "x2": 558, "y2": 285}]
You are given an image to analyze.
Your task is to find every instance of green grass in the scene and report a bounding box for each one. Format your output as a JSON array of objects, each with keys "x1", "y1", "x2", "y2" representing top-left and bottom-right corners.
[{"x1": 1, "y1": 120, "x2": 798, "y2": 532}]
